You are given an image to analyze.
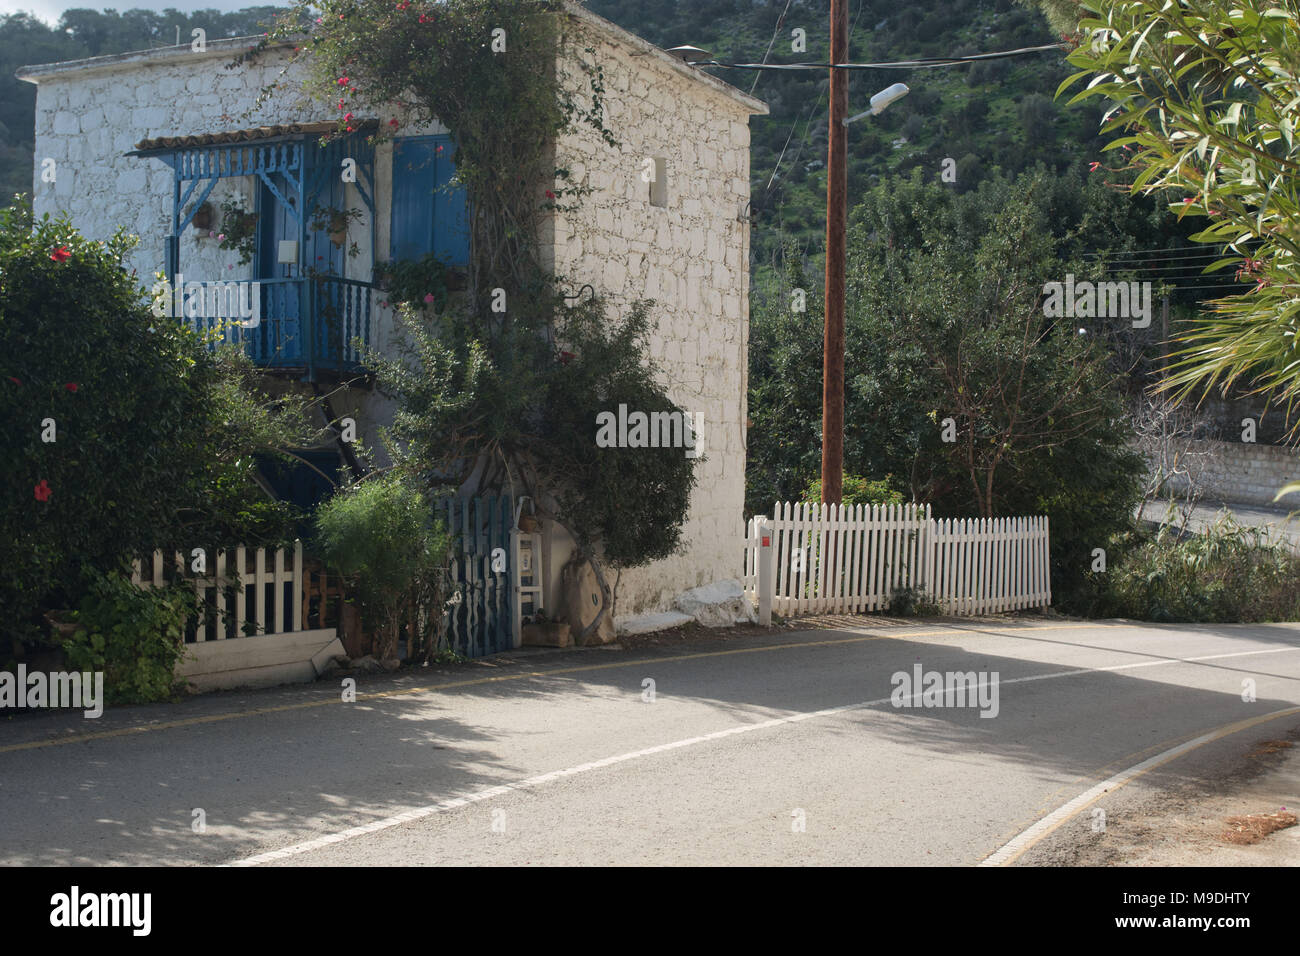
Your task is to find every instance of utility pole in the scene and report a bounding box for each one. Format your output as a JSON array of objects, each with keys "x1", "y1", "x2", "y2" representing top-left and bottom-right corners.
[{"x1": 821, "y1": 0, "x2": 849, "y2": 506}]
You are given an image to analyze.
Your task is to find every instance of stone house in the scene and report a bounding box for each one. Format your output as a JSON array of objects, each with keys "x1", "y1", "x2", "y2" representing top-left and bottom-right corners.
[{"x1": 18, "y1": 3, "x2": 767, "y2": 629}]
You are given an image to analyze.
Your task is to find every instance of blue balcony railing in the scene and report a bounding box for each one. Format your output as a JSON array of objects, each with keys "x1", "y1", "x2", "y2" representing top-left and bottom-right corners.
[{"x1": 177, "y1": 276, "x2": 372, "y2": 379}]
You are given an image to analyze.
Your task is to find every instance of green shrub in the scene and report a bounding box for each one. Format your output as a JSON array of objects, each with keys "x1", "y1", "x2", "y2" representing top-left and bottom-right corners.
[
  {"x1": 314, "y1": 473, "x2": 452, "y2": 659},
  {"x1": 1097, "y1": 517, "x2": 1300, "y2": 623},
  {"x1": 62, "y1": 569, "x2": 192, "y2": 704},
  {"x1": 886, "y1": 586, "x2": 942, "y2": 617},
  {"x1": 0, "y1": 199, "x2": 315, "y2": 646},
  {"x1": 802, "y1": 474, "x2": 906, "y2": 508}
]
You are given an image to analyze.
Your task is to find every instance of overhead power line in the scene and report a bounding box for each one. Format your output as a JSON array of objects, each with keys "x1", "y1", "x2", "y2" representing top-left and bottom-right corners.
[
  {"x1": 748, "y1": 0, "x2": 796, "y2": 96},
  {"x1": 701, "y1": 43, "x2": 1065, "y2": 72}
]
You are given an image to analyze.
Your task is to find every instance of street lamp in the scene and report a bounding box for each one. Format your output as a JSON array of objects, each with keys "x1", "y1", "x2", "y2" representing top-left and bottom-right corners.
[{"x1": 844, "y1": 83, "x2": 910, "y2": 126}]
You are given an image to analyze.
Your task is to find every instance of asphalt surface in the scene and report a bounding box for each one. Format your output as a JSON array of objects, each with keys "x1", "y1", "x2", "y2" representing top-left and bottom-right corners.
[
  {"x1": 2, "y1": 617, "x2": 1299, "y2": 866},
  {"x1": 1138, "y1": 499, "x2": 1300, "y2": 551}
]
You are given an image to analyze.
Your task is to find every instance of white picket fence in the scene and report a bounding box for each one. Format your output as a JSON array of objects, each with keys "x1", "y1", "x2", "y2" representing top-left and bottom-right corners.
[
  {"x1": 743, "y1": 503, "x2": 1050, "y2": 617},
  {"x1": 131, "y1": 541, "x2": 304, "y2": 641}
]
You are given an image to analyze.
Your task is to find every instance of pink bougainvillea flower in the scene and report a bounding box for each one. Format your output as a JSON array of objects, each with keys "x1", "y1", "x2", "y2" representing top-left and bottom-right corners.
[
  {"x1": 315, "y1": 17, "x2": 322, "y2": 24},
  {"x1": 34, "y1": 480, "x2": 51, "y2": 502},
  {"x1": 559, "y1": 351, "x2": 575, "y2": 365},
  {"x1": 344, "y1": 112, "x2": 354, "y2": 122},
  {"x1": 545, "y1": 189, "x2": 556, "y2": 199},
  {"x1": 418, "y1": 13, "x2": 428, "y2": 22},
  {"x1": 397, "y1": 2, "x2": 408, "y2": 8},
  {"x1": 389, "y1": 118, "x2": 400, "y2": 128},
  {"x1": 49, "y1": 246, "x2": 71, "y2": 262},
  {"x1": 217, "y1": 233, "x2": 225, "y2": 241},
  {"x1": 337, "y1": 76, "x2": 349, "y2": 86},
  {"x1": 64, "y1": 382, "x2": 78, "y2": 392},
  {"x1": 435, "y1": 145, "x2": 444, "y2": 153},
  {"x1": 345, "y1": 126, "x2": 354, "y2": 133},
  {"x1": 423, "y1": 293, "x2": 436, "y2": 303}
]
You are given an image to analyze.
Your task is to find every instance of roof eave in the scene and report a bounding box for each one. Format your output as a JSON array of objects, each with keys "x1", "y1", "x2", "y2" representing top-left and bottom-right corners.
[{"x1": 16, "y1": 36, "x2": 292, "y2": 84}]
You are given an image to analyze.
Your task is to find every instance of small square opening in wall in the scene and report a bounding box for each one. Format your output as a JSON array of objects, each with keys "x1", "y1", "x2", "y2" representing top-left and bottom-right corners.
[{"x1": 649, "y1": 157, "x2": 668, "y2": 207}]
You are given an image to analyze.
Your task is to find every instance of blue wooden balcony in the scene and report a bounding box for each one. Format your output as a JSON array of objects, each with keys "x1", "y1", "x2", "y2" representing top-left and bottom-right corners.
[
  {"x1": 182, "y1": 275, "x2": 373, "y2": 378},
  {"x1": 128, "y1": 122, "x2": 380, "y2": 382}
]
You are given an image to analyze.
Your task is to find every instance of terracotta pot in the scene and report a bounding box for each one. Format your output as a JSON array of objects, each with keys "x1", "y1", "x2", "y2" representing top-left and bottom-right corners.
[{"x1": 192, "y1": 202, "x2": 215, "y2": 231}]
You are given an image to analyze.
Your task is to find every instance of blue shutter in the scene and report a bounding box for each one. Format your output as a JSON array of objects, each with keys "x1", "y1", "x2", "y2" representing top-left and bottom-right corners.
[
  {"x1": 391, "y1": 138, "x2": 436, "y2": 262},
  {"x1": 432, "y1": 143, "x2": 470, "y2": 266},
  {"x1": 390, "y1": 135, "x2": 469, "y2": 266}
]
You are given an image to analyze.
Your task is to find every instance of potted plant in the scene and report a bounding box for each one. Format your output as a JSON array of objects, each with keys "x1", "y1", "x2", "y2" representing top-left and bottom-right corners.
[
  {"x1": 191, "y1": 201, "x2": 215, "y2": 231},
  {"x1": 310, "y1": 204, "x2": 366, "y2": 249},
  {"x1": 217, "y1": 197, "x2": 258, "y2": 265}
]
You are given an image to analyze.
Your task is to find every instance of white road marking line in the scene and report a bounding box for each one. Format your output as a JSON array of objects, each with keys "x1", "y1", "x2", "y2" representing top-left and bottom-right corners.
[
  {"x1": 230, "y1": 644, "x2": 1300, "y2": 866},
  {"x1": 980, "y1": 704, "x2": 1300, "y2": 867}
]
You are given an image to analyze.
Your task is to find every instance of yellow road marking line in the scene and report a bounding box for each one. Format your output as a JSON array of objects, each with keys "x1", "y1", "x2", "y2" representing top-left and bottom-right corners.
[{"x1": 0, "y1": 621, "x2": 1110, "y2": 754}]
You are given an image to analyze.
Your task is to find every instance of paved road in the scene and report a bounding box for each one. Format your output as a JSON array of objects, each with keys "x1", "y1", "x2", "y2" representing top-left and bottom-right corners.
[
  {"x1": 1138, "y1": 499, "x2": 1300, "y2": 551},
  {"x1": 2, "y1": 618, "x2": 1299, "y2": 866}
]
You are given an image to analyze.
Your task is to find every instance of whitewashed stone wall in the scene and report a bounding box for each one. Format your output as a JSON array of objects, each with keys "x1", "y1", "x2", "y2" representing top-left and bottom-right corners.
[
  {"x1": 24, "y1": 14, "x2": 766, "y2": 621},
  {"x1": 24, "y1": 40, "x2": 426, "y2": 459},
  {"x1": 548, "y1": 10, "x2": 765, "y2": 615}
]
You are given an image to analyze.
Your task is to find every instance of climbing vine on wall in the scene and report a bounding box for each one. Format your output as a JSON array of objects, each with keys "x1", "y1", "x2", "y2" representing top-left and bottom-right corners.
[{"x1": 244, "y1": 0, "x2": 698, "y2": 631}]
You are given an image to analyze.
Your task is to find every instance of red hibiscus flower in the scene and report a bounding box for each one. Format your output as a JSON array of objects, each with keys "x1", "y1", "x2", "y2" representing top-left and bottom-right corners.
[
  {"x1": 64, "y1": 382, "x2": 78, "y2": 392},
  {"x1": 34, "y1": 480, "x2": 51, "y2": 502},
  {"x1": 545, "y1": 189, "x2": 555, "y2": 199},
  {"x1": 50, "y1": 246, "x2": 71, "y2": 263},
  {"x1": 389, "y1": 118, "x2": 399, "y2": 128},
  {"x1": 7, "y1": 377, "x2": 19, "y2": 385}
]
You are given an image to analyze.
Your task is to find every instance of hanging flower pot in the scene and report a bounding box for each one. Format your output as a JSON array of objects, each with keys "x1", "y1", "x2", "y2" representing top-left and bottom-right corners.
[
  {"x1": 191, "y1": 201, "x2": 215, "y2": 231},
  {"x1": 328, "y1": 212, "x2": 349, "y2": 247}
]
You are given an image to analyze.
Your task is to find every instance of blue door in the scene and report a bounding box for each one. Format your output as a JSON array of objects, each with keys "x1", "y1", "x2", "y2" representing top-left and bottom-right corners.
[{"x1": 256, "y1": 179, "x2": 303, "y2": 364}]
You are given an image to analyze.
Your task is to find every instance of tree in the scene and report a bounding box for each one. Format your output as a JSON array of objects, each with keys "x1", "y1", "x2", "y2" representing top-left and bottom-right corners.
[
  {"x1": 1058, "y1": 0, "x2": 1300, "y2": 430},
  {"x1": 0, "y1": 201, "x2": 316, "y2": 646},
  {"x1": 747, "y1": 168, "x2": 1147, "y2": 605}
]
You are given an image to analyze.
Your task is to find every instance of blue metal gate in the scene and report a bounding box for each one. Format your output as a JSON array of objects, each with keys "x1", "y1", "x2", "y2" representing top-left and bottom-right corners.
[{"x1": 437, "y1": 495, "x2": 513, "y2": 657}]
